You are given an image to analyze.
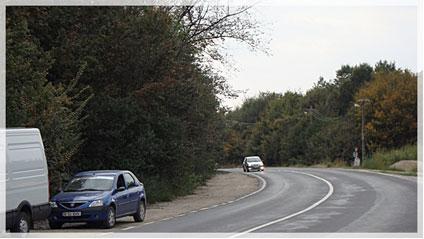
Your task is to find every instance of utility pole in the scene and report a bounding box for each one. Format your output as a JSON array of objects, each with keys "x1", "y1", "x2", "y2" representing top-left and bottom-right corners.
[{"x1": 355, "y1": 99, "x2": 370, "y2": 166}]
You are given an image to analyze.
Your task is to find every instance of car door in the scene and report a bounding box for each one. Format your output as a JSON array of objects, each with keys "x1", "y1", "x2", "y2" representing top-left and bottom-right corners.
[
  {"x1": 123, "y1": 173, "x2": 139, "y2": 214},
  {"x1": 114, "y1": 174, "x2": 130, "y2": 216}
]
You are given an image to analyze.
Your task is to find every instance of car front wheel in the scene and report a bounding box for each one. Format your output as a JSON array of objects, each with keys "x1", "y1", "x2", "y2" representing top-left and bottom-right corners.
[
  {"x1": 11, "y1": 211, "x2": 31, "y2": 233},
  {"x1": 102, "y1": 206, "x2": 116, "y2": 229},
  {"x1": 133, "y1": 200, "x2": 146, "y2": 222}
]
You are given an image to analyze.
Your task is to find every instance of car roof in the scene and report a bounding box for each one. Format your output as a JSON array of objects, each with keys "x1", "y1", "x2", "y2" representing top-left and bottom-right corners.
[{"x1": 74, "y1": 170, "x2": 130, "y2": 177}]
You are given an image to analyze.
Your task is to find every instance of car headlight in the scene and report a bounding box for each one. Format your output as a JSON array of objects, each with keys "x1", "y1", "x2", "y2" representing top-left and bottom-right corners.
[
  {"x1": 50, "y1": 201, "x2": 58, "y2": 208},
  {"x1": 88, "y1": 200, "x2": 104, "y2": 207}
]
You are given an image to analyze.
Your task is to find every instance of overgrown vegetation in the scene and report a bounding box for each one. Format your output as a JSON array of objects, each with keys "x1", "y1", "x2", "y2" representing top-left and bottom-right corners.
[
  {"x1": 222, "y1": 62, "x2": 417, "y2": 168},
  {"x1": 363, "y1": 144, "x2": 417, "y2": 171},
  {"x1": 6, "y1": 6, "x2": 264, "y2": 202}
]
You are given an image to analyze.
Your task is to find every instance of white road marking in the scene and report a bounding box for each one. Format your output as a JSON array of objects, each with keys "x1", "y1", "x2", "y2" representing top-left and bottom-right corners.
[
  {"x1": 127, "y1": 170, "x2": 268, "y2": 230},
  {"x1": 121, "y1": 226, "x2": 136, "y2": 231},
  {"x1": 230, "y1": 170, "x2": 334, "y2": 237},
  {"x1": 237, "y1": 172, "x2": 267, "y2": 201},
  {"x1": 100, "y1": 232, "x2": 113, "y2": 236}
]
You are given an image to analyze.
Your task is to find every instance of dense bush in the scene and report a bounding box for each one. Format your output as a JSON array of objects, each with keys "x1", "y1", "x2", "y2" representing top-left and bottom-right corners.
[
  {"x1": 363, "y1": 144, "x2": 417, "y2": 170},
  {"x1": 222, "y1": 61, "x2": 417, "y2": 167},
  {"x1": 6, "y1": 6, "x2": 262, "y2": 202}
]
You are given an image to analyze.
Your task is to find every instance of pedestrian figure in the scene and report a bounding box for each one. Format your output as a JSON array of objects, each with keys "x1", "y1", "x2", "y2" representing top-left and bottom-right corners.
[{"x1": 353, "y1": 147, "x2": 360, "y2": 167}]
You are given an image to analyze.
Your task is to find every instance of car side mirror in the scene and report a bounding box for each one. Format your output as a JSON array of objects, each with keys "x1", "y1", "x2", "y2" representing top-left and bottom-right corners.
[{"x1": 117, "y1": 186, "x2": 126, "y2": 192}]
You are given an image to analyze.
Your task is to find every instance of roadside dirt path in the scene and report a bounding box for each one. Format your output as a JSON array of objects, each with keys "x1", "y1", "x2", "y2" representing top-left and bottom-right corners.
[{"x1": 141, "y1": 171, "x2": 259, "y2": 223}]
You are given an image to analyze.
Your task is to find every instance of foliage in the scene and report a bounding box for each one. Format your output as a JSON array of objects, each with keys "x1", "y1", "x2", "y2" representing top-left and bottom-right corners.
[
  {"x1": 222, "y1": 62, "x2": 416, "y2": 167},
  {"x1": 355, "y1": 70, "x2": 417, "y2": 150},
  {"x1": 363, "y1": 144, "x2": 417, "y2": 170},
  {"x1": 6, "y1": 10, "x2": 92, "y2": 190},
  {"x1": 6, "y1": 6, "x2": 262, "y2": 202}
]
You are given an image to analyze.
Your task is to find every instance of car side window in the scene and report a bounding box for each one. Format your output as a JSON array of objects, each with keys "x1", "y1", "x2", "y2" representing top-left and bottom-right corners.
[
  {"x1": 117, "y1": 174, "x2": 125, "y2": 189},
  {"x1": 124, "y1": 173, "x2": 136, "y2": 188}
]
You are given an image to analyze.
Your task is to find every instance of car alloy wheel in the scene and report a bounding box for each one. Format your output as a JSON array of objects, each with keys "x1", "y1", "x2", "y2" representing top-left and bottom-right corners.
[
  {"x1": 139, "y1": 203, "x2": 145, "y2": 219},
  {"x1": 108, "y1": 207, "x2": 116, "y2": 227},
  {"x1": 133, "y1": 201, "x2": 146, "y2": 222},
  {"x1": 102, "y1": 206, "x2": 116, "y2": 228},
  {"x1": 12, "y1": 212, "x2": 30, "y2": 233},
  {"x1": 18, "y1": 217, "x2": 29, "y2": 232}
]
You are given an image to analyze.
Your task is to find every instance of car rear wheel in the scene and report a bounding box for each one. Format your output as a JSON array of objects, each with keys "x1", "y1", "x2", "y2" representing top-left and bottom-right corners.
[
  {"x1": 133, "y1": 200, "x2": 146, "y2": 222},
  {"x1": 102, "y1": 206, "x2": 116, "y2": 229},
  {"x1": 48, "y1": 221, "x2": 63, "y2": 229},
  {"x1": 11, "y1": 211, "x2": 31, "y2": 233}
]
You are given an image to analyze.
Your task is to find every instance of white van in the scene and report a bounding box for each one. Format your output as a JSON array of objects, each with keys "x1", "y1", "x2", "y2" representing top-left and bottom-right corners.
[{"x1": 5, "y1": 128, "x2": 50, "y2": 232}]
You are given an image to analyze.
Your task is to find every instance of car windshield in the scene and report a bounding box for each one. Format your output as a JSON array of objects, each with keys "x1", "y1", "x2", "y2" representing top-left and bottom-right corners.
[
  {"x1": 64, "y1": 176, "x2": 114, "y2": 192},
  {"x1": 247, "y1": 157, "x2": 261, "y2": 163}
]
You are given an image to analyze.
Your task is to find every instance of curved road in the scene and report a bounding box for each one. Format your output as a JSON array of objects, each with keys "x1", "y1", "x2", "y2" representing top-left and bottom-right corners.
[{"x1": 124, "y1": 168, "x2": 418, "y2": 233}]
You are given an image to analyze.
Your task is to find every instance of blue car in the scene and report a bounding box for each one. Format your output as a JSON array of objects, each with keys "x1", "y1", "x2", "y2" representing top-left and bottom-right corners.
[{"x1": 48, "y1": 170, "x2": 146, "y2": 229}]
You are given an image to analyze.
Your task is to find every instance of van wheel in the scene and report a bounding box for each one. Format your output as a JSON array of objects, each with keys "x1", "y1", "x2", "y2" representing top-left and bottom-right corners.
[
  {"x1": 133, "y1": 200, "x2": 146, "y2": 222},
  {"x1": 11, "y1": 211, "x2": 31, "y2": 233},
  {"x1": 102, "y1": 206, "x2": 116, "y2": 229},
  {"x1": 48, "y1": 220, "x2": 63, "y2": 229}
]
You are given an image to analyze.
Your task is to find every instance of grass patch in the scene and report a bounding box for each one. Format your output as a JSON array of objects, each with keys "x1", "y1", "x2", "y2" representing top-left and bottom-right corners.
[{"x1": 362, "y1": 144, "x2": 417, "y2": 171}]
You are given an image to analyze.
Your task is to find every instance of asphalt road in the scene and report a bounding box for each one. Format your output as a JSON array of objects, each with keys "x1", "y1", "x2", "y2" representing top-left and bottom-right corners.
[{"x1": 123, "y1": 167, "x2": 418, "y2": 233}]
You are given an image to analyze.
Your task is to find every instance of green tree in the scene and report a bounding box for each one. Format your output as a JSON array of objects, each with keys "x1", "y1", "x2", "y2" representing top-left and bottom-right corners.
[
  {"x1": 6, "y1": 9, "x2": 92, "y2": 190},
  {"x1": 356, "y1": 70, "x2": 417, "y2": 150}
]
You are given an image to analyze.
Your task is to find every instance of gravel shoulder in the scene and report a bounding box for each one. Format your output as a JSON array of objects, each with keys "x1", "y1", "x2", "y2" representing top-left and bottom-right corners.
[
  {"x1": 142, "y1": 171, "x2": 258, "y2": 223},
  {"x1": 34, "y1": 170, "x2": 259, "y2": 231}
]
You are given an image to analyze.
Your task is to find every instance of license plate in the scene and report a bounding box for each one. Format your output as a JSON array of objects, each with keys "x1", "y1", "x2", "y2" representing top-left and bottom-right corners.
[{"x1": 62, "y1": 211, "x2": 81, "y2": 217}]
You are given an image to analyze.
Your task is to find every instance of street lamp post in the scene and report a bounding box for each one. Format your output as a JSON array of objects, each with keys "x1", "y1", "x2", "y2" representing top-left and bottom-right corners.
[{"x1": 355, "y1": 99, "x2": 370, "y2": 166}]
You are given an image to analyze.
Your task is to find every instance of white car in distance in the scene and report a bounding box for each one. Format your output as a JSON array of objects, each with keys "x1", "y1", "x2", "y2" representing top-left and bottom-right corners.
[{"x1": 242, "y1": 156, "x2": 264, "y2": 172}]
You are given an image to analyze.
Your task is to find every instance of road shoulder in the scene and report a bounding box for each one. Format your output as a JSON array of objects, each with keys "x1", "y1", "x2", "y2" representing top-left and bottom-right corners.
[
  {"x1": 34, "y1": 170, "x2": 259, "y2": 231},
  {"x1": 141, "y1": 170, "x2": 259, "y2": 223}
]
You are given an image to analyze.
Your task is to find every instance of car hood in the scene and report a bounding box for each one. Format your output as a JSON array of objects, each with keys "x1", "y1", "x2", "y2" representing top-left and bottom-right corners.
[{"x1": 52, "y1": 191, "x2": 109, "y2": 202}]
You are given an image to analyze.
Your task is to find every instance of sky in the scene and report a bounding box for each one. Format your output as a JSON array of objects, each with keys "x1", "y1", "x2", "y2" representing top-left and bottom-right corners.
[{"x1": 218, "y1": 2, "x2": 419, "y2": 109}]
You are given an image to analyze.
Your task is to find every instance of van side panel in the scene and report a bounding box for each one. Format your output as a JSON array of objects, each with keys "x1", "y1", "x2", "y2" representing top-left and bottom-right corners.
[{"x1": 6, "y1": 130, "x2": 49, "y2": 213}]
